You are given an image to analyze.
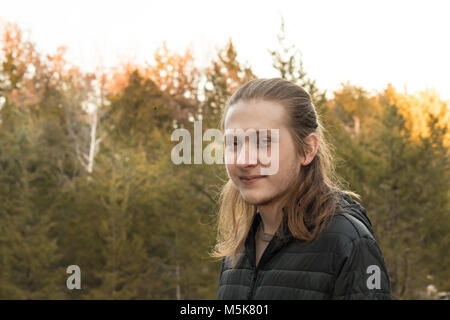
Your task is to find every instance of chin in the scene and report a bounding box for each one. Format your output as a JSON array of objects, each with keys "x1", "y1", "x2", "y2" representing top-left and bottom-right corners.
[{"x1": 240, "y1": 191, "x2": 272, "y2": 206}]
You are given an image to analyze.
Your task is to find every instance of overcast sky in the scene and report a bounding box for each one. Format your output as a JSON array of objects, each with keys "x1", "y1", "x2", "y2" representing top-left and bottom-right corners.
[{"x1": 1, "y1": 0, "x2": 449, "y2": 100}]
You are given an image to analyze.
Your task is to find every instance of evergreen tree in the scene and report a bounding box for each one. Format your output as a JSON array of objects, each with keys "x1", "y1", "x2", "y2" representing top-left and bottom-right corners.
[{"x1": 268, "y1": 16, "x2": 327, "y2": 109}]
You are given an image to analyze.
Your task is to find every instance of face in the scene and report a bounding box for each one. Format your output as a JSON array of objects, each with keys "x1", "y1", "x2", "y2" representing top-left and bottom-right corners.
[{"x1": 224, "y1": 99, "x2": 302, "y2": 207}]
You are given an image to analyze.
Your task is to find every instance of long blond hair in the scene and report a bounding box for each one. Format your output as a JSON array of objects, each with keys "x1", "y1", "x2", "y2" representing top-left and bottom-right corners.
[{"x1": 209, "y1": 78, "x2": 360, "y2": 267}]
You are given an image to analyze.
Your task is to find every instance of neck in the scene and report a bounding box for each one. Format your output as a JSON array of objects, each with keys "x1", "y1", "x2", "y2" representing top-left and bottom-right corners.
[{"x1": 257, "y1": 201, "x2": 284, "y2": 235}]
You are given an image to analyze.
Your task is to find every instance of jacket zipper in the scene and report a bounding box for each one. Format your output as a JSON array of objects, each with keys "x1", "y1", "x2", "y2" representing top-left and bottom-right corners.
[{"x1": 247, "y1": 267, "x2": 259, "y2": 300}]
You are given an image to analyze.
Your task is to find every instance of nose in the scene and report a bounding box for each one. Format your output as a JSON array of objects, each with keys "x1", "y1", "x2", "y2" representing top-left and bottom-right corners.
[{"x1": 236, "y1": 137, "x2": 258, "y2": 168}]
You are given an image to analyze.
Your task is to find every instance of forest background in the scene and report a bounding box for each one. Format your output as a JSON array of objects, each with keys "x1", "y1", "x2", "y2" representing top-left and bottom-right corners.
[{"x1": 0, "y1": 18, "x2": 449, "y2": 300}]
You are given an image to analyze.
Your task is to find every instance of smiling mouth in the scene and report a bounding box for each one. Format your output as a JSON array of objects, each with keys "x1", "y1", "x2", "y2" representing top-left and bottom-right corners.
[{"x1": 239, "y1": 175, "x2": 267, "y2": 184}]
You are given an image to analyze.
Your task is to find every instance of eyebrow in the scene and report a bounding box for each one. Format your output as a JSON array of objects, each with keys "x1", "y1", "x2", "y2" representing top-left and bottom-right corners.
[
  {"x1": 224, "y1": 129, "x2": 273, "y2": 139},
  {"x1": 225, "y1": 128, "x2": 274, "y2": 136}
]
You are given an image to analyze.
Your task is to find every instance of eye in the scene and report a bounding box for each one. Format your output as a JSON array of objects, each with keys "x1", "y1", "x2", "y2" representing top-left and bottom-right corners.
[
  {"x1": 225, "y1": 137, "x2": 241, "y2": 149},
  {"x1": 258, "y1": 138, "x2": 270, "y2": 147}
]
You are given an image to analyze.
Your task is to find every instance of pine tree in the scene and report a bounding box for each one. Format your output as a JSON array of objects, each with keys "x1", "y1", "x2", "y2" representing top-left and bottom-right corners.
[
  {"x1": 363, "y1": 100, "x2": 449, "y2": 299},
  {"x1": 268, "y1": 16, "x2": 327, "y2": 109}
]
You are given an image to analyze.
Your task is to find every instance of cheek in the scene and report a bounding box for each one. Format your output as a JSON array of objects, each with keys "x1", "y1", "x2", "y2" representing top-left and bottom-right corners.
[
  {"x1": 225, "y1": 163, "x2": 238, "y2": 182},
  {"x1": 275, "y1": 148, "x2": 300, "y2": 179}
]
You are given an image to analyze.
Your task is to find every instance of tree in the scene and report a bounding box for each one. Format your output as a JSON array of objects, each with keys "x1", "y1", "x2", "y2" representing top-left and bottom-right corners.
[
  {"x1": 363, "y1": 98, "x2": 449, "y2": 299},
  {"x1": 268, "y1": 16, "x2": 327, "y2": 110},
  {"x1": 202, "y1": 38, "x2": 257, "y2": 129},
  {"x1": 104, "y1": 70, "x2": 173, "y2": 151},
  {"x1": 0, "y1": 119, "x2": 64, "y2": 299}
]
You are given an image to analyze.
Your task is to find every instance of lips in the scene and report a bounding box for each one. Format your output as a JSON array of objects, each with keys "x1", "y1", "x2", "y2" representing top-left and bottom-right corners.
[{"x1": 239, "y1": 175, "x2": 267, "y2": 184}]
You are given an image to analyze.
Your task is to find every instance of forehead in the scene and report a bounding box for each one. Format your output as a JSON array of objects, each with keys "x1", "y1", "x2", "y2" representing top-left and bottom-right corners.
[{"x1": 224, "y1": 99, "x2": 287, "y2": 130}]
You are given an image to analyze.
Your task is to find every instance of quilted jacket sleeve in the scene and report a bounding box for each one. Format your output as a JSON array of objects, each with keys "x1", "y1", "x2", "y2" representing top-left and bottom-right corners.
[{"x1": 331, "y1": 236, "x2": 392, "y2": 300}]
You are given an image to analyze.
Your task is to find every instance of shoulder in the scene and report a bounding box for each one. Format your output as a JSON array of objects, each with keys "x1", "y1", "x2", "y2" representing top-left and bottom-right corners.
[
  {"x1": 315, "y1": 212, "x2": 377, "y2": 258},
  {"x1": 325, "y1": 212, "x2": 375, "y2": 241}
]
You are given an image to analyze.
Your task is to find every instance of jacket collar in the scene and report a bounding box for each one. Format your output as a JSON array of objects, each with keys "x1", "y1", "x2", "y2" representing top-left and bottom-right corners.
[
  {"x1": 244, "y1": 210, "x2": 295, "y2": 268},
  {"x1": 243, "y1": 192, "x2": 373, "y2": 268},
  {"x1": 335, "y1": 192, "x2": 375, "y2": 237}
]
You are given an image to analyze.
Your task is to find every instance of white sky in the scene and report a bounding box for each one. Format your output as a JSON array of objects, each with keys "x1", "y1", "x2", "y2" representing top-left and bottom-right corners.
[{"x1": 1, "y1": 0, "x2": 450, "y2": 101}]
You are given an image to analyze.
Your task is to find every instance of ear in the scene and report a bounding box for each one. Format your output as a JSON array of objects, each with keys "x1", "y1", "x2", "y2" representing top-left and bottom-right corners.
[{"x1": 301, "y1": 133, "x2": 319, "y2": 166}]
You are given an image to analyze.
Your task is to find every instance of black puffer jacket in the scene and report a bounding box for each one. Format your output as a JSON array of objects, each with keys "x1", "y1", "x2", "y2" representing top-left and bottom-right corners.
[{"x1": 217, "y1": 193, "x2": 391, "y2": 299}]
